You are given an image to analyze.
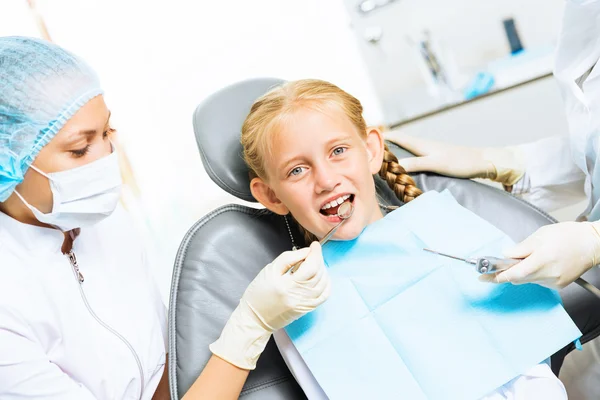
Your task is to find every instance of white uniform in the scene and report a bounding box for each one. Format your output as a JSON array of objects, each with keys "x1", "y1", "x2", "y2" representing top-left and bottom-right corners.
[
  {"x1": 0, "y1": 204, "x2": 167, "y2": 399},
  {"x1": 273, "y1": 330, "x2": 566, "y2": 399},
  {"x1": 512, "y1": 0, "x2": 600, "y2": 219}
]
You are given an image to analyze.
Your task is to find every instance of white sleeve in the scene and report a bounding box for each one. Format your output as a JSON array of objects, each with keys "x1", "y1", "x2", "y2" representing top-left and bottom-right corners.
[
  {"x1": 481, "y1": 361, "x2": 566, "y2": 400},
  {"x1": 512, "y1": 136, "x2": 587, "y2": 212},
  {"x1": 0, "y1": 306, "x2": 97, "y2": 400}
]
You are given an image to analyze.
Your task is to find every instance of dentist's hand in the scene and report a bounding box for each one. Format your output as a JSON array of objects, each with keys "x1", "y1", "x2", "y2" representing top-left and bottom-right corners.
[
  {"x1": 480, "y1": 221, "x2": 600, "y2": 289},
  {"x1": 388, "y1": 133, "x2": 525, "y2": 187},
  {"x1": 209, "y1": 241, "x2": 331, "y2": 370}
]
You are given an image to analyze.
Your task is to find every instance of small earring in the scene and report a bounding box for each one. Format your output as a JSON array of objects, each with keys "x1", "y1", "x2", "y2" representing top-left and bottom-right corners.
[{"x1": 284, "y1": 214, "x2": 299, "y2": 251}]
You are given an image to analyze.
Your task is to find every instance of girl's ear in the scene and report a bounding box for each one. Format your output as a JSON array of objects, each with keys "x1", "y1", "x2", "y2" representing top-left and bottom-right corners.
[
  {"x1": 250, "y1": 177, "x2": 290, "y2": 215},
  {"x1": 365, "y1": 127, "x2": 385, "y2": 175}
]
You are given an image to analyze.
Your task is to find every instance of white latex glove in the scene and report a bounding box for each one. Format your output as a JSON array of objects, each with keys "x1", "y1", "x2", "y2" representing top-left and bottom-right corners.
[
  {"x1": 388, "y1": 133, "x2": 526, "y2": 186},
  {"x1": 209, "y1": 241, "x2": 331, "y2": 370},
  {"x1": 480, "y1": 221, "x2": 600, "y2": 289}
]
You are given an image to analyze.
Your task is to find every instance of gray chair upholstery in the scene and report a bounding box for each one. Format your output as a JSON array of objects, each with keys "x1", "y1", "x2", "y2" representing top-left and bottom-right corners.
[{"x1": 168, "y1": 78, "x2": 600, "y2": 399}]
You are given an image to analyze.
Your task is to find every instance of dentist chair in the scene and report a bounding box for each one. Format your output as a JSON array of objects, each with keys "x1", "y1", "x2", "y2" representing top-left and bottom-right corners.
[{"x1": 168, "y1": 78, "x2": 600, "y2": 399}]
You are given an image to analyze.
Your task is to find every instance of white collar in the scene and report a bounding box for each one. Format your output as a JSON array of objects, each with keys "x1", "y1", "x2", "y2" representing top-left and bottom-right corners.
[{"x1": 0, "y1": 210, "x2": 65, "y2": 254}]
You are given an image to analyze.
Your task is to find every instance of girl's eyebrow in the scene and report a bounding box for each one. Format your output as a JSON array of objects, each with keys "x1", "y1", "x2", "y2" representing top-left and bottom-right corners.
[
  {"x1": 279, "y1": 155, "x2": 304, "y2": 172},
  {"x1": 324, "y1": 133, "x2": 354, "y2": 147}
]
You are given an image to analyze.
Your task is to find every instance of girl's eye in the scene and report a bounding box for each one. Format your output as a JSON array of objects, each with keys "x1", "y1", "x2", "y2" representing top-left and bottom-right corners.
[
  {"x1": 332, "y1": 147, "x2": 346, "y2": 156},
  {"x1": 290, "y1": 166, "x2": 304, "y2": 176},
  {"x1": 70, "y1": 145, "x2": 91, "y2": 158}
]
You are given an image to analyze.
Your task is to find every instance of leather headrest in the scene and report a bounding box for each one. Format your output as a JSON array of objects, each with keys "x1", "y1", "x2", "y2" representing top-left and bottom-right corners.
[{"x1": 193, "y1": 78, "x2": 285, "y2": 202}]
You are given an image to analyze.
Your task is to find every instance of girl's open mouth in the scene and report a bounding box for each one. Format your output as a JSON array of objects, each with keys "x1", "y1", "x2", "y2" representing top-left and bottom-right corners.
[{"x1": 319, "y1": 194, "x2": 355, "y2": 222}]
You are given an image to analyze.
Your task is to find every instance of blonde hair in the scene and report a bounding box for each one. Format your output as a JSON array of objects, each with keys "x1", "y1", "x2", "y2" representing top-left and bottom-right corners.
[{"x1": 241, "y1": 79, "x2": 422, "y2": 243}]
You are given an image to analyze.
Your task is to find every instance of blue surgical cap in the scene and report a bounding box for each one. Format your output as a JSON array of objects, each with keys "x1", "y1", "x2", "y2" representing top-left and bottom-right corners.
[{"x1": 0, "y1": 36, "x2": 103, "y2": 202}]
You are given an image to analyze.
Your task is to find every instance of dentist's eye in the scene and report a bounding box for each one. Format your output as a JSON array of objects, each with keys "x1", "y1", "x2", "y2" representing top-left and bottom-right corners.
[
  {"x1": 289, "y1": 166, "x2": 305, "y2": 176},
  {"x1": 70, "y1": 144, "x2": 91, "y2": 158},
  {"x1": 332, "y1": 147, "x2": 346, "y2": 156},
  {"x1": 103, "y1": 127, "x2": 116, "y2": 138}
]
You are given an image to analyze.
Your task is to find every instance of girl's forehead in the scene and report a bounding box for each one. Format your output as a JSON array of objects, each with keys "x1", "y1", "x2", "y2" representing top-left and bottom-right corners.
[{"x1": 273, "y1": 108, "x2": 357, "y2": 146}]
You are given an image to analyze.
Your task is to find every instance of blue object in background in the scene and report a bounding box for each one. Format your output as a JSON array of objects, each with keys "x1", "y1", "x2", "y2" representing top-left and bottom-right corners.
[{"x1": 464, "y1": 72, "x2": 495, "y2": 100}]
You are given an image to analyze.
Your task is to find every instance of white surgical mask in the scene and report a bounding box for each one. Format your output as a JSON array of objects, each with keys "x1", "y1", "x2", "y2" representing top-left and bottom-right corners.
[{"x1": 15, "y1": 146, "x2": 122, "y2": 231}]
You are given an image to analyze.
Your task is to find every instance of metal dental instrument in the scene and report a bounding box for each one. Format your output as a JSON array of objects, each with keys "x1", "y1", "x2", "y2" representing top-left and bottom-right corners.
[
  {"x1": 288, "y1": 201, "x2": 354, "y2": 274},
  {"x1": 423, "y1": 248, "x2": 519, "y2": 274},
  {"x1": 423, "y1": 248, "x2": 600, "y2": 299}
]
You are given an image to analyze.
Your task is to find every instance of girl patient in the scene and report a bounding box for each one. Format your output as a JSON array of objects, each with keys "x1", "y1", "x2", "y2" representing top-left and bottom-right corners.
[{"x1": 186, "y1": 80, "x2": 567, "y2": 399}]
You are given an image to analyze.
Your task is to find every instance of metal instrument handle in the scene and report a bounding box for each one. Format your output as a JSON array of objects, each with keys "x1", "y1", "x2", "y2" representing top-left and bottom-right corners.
[{"x1": 476, "y1": 256, "x2": 521, "y2": 274}]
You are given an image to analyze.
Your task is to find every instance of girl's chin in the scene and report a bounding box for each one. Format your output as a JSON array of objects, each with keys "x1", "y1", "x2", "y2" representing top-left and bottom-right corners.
[{"x1": 328, "y1": 221, "x2": 363, "y2": 241}]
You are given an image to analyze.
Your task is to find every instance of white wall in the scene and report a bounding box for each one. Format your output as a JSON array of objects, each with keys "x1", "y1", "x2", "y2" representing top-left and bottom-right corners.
[
  {"x1": 0, "y1": 2, "x2": 38, "y2": 36},
  {"x1": 1, "y1": 0, "x2": 384, "y2": 300}
]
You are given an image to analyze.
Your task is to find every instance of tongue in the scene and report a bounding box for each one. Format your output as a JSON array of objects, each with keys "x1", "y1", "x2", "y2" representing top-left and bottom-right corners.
[{"x1": 323, "y1": 203, "x2": 341, "y2": 216}]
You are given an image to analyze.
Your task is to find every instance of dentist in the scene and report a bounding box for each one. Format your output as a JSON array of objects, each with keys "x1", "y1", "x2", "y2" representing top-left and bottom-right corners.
[
  {"x1": 0, "y1": 36, "x2": 170, "y2": 399},
  {"x1": 390, "y1": 0, "x2": 600, "y2": 290}
]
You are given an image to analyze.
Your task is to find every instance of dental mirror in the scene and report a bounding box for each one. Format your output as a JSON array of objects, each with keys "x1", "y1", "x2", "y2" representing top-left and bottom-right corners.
[
  {"x1": 336, "y1": 201, "x2": 354, "y2": 220},
  {"x1": 288, "y1": 202, "x2": 354, "y2": 274}
]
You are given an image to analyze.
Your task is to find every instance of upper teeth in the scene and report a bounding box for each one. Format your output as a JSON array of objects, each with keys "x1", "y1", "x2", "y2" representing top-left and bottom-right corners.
[{"x1": 321, "y1": 194, "x2": 350, "y2": 210}]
